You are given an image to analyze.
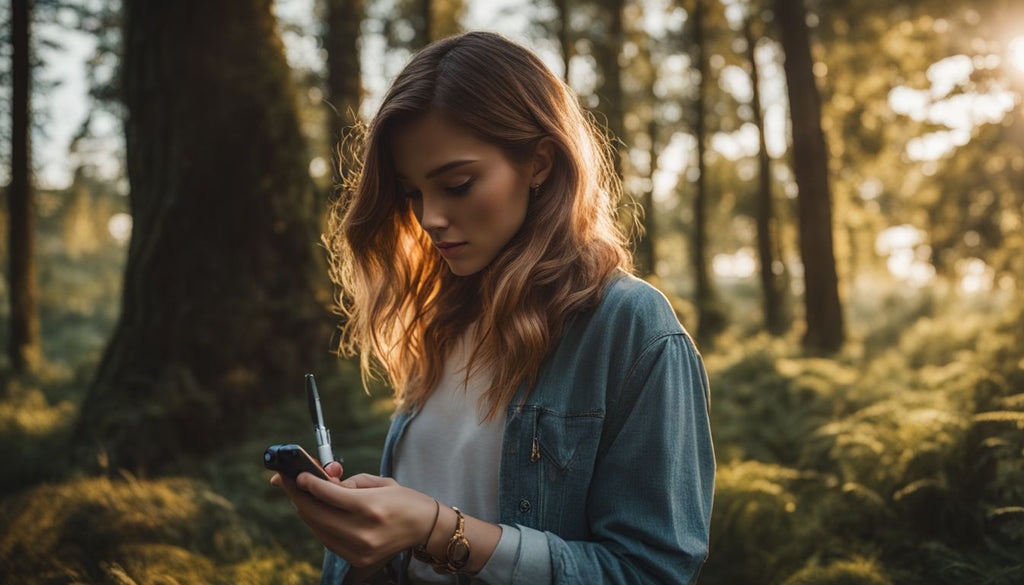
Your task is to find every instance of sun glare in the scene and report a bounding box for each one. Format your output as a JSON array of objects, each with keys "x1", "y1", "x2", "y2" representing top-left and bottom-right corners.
[{"x1": 1010, "y1": 36, "x2": 1024, "y2": 73}]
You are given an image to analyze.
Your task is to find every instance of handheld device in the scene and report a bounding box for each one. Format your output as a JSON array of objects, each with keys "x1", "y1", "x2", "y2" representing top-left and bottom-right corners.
[{"x1": 264, "y1": 443, "x2": 330, "y2": 481}]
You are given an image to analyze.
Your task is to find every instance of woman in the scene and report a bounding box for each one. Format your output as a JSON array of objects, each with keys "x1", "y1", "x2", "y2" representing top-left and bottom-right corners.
[{"x1": 271, "y1": 30, "x2": 715, "y2": 585}]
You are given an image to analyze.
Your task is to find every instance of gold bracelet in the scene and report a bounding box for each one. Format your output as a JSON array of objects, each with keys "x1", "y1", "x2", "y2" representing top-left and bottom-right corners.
[
  {"x1": 443, "y1": 506, "x2": 471, "y2": 573},
  {"x1": 411, "y1": 499, "x2": 442, "y2": 565}
]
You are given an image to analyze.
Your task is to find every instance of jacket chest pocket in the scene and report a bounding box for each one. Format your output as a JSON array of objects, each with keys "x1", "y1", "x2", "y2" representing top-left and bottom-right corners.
[{"x1": 531, "y1": 409, "x2": 604, "y2": 536}]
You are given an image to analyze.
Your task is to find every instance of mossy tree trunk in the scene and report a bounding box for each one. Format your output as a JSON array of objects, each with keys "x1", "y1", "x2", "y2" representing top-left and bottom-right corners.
[{"x1": 73, "y1": 0, "x2": 332, "y2": 472}]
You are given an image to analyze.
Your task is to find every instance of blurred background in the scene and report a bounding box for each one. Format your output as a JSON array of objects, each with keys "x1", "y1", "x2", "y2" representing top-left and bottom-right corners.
[{"x1": 1, "y1": 0, "x2": 1023, "y2": 583}]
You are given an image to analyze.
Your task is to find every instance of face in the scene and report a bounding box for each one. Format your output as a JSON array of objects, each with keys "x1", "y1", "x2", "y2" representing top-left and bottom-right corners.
[{"x1": 392, "y1": 111, "x2": 553, "y2": 276}]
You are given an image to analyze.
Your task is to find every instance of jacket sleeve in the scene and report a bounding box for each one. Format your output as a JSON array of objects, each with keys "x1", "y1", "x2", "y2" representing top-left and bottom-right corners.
[
  {"x1": 322, "y1": 550, "x2": 403, "y2": 585},
  {"x1": 321, "y1": 548, "x2": 349, "y2": 584},
  {"x1": 511, "y1": 332, "x2": 715, "y2": 584}
]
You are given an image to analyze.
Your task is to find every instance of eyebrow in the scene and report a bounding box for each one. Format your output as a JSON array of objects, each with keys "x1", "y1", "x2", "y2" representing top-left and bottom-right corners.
[{"x1": 395, "y1": 159, "x2": 478, "y2": 181}]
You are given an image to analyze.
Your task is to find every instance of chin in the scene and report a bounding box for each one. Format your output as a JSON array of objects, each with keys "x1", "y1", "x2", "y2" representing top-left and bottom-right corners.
[{"x1": 447, "y1": 263, "x2": 483, "y2": 277}]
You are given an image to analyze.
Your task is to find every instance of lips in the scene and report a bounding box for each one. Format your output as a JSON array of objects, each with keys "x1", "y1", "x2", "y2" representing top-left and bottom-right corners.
[{"x1": 436, "y1": 241, "x2": 468, "y2": 258}]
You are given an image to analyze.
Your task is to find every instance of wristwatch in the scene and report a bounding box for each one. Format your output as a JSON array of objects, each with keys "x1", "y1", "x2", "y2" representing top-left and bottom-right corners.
[
  {"x1": 412, "y1": 504, "x2": 472, "y2": 574},
  {"x1": 444, "y1": 507, "x2": 471, "y2": 573}
]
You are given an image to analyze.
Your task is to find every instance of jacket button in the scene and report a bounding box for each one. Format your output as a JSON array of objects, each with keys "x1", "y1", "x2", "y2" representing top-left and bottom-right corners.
[{"x1": 518, "y1": 499, "x2": 531, "y2": 513}]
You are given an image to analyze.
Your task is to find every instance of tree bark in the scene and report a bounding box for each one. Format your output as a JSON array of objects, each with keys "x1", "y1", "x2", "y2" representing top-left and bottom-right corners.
[
  {"x1": 691, "y1": 0, "x2": 723, "y2": 344},
  {"x1": 638, "y1": 117, "x2": 658, "y2": 277},
  {"x1": 325, "y1": 0, "x2": 364, "y2": 188},
  {"x1": 413, "y1": 0, "x2": 432, "y2": 49},
  {"x1": 554, "y1": 0, "x2": 572, "y2": 84},
  {"x1": 773, "y1": 0, "x2": 844, "y2": 352},
  {"x1": 7, "y1": 0, "x2": 42, "y2": 376},
  {"x1": 744, "y1": 15, "x2": 786, "y2": 336},
  {"x1": 72, "y1": 0, "x2": 332, "y2": 472},
  {"x1": 594, "y1": 0, "x2": 625, "y2": 178}
]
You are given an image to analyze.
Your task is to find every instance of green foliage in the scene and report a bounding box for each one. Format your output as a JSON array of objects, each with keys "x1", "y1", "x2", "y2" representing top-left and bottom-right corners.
[
  {"x1": 0, "y1": 472, "x2": 319, "y2": 584},
  {"x1": 707, "y1": 332, "x2": 861, "y2": 464},
  {"x1": 0, "y1": 377, "x2": 76, "y2": 493},
  {"x1": 780, "y1": 557, "x2": 894, "y2": 585},
  {"x1": 0, "y1": 355, "x2": 390, "y2": 582},
  {"x1": 703, "y1": 289, "x2": 1024, "y2": 585}
]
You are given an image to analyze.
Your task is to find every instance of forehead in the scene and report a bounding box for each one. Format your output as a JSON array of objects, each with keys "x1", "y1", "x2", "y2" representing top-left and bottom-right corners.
[{"x1": 390, "y1": 111, "x2": 498, "y2": 179}]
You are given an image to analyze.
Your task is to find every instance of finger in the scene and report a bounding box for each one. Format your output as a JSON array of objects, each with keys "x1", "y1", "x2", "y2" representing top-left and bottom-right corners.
[
  {"x1": 277, "y1": 474, "x2": 308, "y2": 502},
  {"x1": 325, "y1": 461, "x2": 344, "y2": 478},
  {"x1": 290, "y1": 490, "x2": 362, "y2": 543},
  {"x1": 282, "y1": 477, "x2": 337, "y2": 518},
  {"x1": 293, "y1": 470, "x2": 334, "y2": 493},
  {"x1": 270, "y1": 473, "x2": 282, "y2": 487},
  {"x1": 339, "y1": 473, "x2": 396, "y2": 489},
  {"x1": 302, "y1": 474, "x2": 373, "y2": 510}
]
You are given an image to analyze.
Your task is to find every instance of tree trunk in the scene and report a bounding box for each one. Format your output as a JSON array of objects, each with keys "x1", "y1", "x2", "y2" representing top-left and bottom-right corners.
[
  {"x1": 594, "y1": 0, "x2": 625, "y2": 178},
  {"x1": 413, "y1": 0, "x2": 432, "y2": 49},
  {"x1": 325, "y1": 0, "x2": 364, "y2": 188},
  {"x1": 638, "y1": 117, "x2": 658, "y2": 277},
  {"x1": 744, "y1": 15, "x2": 786, "y2": 336},
  {"x1": 773, "y1": 0, "x2": 844, "y2": 352},
  {"x1": 692, "y1": 0, "x2": 723, "y2": 345},
  {"x1": 7, "y1": 0, "x2": 42, "y2": 376},
  {"x1": 72, "y1": 0, "x2": 332, "y2": 472},
  {"x1": 432, "y1": 0, "x2": 464, "y2": 41},
  {"x1": 554, "y1": 0, "x2": 572, "y2": 84}
]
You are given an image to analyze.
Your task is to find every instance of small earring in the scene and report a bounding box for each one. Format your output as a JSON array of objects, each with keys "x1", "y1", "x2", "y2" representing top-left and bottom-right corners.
[{"x1": 530, "y1": 183, "x2": 541, "y2": 198}]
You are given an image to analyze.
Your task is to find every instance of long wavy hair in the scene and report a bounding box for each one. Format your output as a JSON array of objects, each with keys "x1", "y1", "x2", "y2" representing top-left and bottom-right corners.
[{"x1": 323, "y1": 30, "x2": 636, "y2": 420}]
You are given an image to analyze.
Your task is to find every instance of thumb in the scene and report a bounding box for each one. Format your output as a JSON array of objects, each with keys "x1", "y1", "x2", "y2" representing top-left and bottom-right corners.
[{"x1": 324, "y1": 461, "x2": 344, "y2": 479}]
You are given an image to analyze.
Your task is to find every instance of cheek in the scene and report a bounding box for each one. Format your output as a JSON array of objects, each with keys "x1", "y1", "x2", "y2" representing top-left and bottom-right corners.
[
  {"x1": 470, "y1": 175, "x2": 526, "y2": 227},
  {"x1": 469, "y1": 193, "x2": 502, "y2": 225}
]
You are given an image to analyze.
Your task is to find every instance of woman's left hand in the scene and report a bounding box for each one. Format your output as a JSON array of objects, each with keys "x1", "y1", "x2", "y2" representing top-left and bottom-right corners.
[{"x1": 270, "y1": 470, "x2": 437, "y2": 568}]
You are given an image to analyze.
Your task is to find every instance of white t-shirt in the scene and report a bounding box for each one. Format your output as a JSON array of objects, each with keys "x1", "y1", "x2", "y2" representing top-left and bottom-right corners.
[{"x1": 392, "y1": 321, "x2": 505, "y2": 584}]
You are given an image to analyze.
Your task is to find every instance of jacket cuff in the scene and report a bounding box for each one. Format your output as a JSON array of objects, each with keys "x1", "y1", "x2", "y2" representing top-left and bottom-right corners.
[
  {"x1": 473, "y1": 524, "x2": 518, "y2": 583},
  {"x1": 321, "y1": 548, "x2": 350, "y2": 585},
  {"x1": 510, "y1": 524, "x2": 553, "y2": 584}
]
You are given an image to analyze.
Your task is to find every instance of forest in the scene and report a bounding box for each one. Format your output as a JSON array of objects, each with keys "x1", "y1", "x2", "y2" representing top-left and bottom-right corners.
[{"x1": 1, "y1": 0, "x2": 1023, "y2": 583}]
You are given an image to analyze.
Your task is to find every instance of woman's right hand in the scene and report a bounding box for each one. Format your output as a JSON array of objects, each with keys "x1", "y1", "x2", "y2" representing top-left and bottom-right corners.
[{"x1": 271, "y1": 460, "x2": 404, "y2": 582}]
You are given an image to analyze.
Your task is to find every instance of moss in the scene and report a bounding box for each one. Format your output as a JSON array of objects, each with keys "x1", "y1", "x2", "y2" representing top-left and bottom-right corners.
[
  {"x1": 0, "y1": 474, "x2": 272, "y2": 583},
  {"x1": 781, "y1": 557, "x2": 894, "y2": 585}
]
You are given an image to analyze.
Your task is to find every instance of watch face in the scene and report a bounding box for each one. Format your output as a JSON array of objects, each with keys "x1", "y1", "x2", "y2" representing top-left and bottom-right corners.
[{"x1": 449, "y1": 539, "x2": 470, "y2": 565}]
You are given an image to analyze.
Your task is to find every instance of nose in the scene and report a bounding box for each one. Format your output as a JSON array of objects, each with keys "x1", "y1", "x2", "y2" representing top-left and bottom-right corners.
[{"x1": 417, "y1": 192, "x2": 450, "y2": 233}]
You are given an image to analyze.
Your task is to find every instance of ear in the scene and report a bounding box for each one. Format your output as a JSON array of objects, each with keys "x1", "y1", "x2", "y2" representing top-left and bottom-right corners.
[{"x1": 530, "y1": 137, "x2": 556, "y2": 186}]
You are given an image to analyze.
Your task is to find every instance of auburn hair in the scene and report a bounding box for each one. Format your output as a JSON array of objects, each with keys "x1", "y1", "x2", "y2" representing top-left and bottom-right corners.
[{"x1": 323, "y1": 30, "x2": 636, "y2": 420}]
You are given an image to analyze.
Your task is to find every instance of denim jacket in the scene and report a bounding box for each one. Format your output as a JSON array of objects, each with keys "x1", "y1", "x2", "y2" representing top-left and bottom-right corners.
[{"x1": 322, "y1": 270, "x2": 715, "y2": 584}]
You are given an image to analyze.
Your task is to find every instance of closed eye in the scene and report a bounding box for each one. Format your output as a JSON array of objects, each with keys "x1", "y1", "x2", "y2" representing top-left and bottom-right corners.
[
  {"x1": 447, "y1": 179, "x2": 474, "y2": 195},
  {"x1": 403, "y1": 179, "x2": 474, "y2": 200}
]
